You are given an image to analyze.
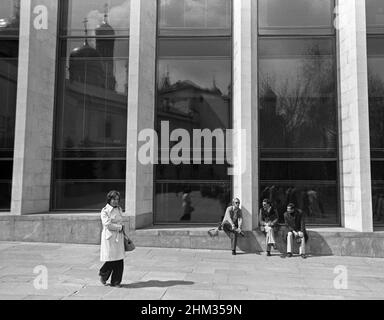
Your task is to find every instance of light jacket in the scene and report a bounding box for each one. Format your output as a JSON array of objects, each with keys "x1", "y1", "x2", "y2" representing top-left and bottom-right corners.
[{"x1": 100, "y1": 204, "x2": 125, "y2": 262}]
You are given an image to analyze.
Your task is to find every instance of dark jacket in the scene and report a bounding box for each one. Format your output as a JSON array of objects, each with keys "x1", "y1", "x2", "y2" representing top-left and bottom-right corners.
[
  {"x1": 259, "y1": 207, "x2": 279, "y2": 230},
  {"x1": 283, "y1": 209, "x2": 309, "y2": 242}
]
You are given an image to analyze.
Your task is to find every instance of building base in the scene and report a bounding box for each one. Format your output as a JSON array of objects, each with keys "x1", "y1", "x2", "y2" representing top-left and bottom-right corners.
[{"x1": 0, "y1": 215, "x2": 383, "y2": 258}]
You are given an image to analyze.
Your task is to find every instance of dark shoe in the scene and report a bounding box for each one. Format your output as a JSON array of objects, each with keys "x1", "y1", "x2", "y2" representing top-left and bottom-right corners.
[
  {"x1": 301, "y1": 254, "x2": 307, "y2": 259},
  {"x1": 99, "y1": 276, "x2": 107, "y2": 286},
  {"x1": 232, "y1": 250, "x2": 236, "y2": 256},
  {"x1": 111, "y1": 283, "x2": 122, "y2": 288},
  {"x1": 239, "y1": 231, "x2": 245, "y2": 237},
  {"x1": 287, "y1": 252, "x2": 293, "y2": 258},
  {"x1": 267, "y1": 251, "x2": 271, "y2": 257}
]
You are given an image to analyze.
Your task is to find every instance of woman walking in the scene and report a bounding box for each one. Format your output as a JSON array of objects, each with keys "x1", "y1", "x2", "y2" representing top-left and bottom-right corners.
[{"x1": 99, "y1": 190, "x2": 125, "y2": 287}]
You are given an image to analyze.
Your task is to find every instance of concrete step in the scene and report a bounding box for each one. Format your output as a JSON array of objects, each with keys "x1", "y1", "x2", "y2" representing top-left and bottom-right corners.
[{"x1": 1, "y1": 214, "x2": 384, "y2": 258}]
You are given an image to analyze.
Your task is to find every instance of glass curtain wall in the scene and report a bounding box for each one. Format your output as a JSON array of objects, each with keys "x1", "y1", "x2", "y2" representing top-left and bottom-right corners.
[
  {"x1": 367, "y1": 0, "x2": 384, "y2": 225},
  {"x1": 258, "y1": 0, "x2": 339, "y2": 225},
  {"x1": 52, "y1": 0, "x2": 130, "y2": 210},
  {"x1": 0, "y1": 0, "x2": 19, "y2": 210},
  {"x1": 155, "y1": 0, "x2": 232, "y2": 224}
]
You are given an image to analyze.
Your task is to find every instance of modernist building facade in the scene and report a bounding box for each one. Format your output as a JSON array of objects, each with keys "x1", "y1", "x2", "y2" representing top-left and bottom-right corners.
[{"x1": 0, "y1": 0, "x2": 383, "y2": 233}]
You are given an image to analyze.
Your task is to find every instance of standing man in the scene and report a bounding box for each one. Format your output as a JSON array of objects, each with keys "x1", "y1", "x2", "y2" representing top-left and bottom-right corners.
[
  {"x1": 284, "y1": 203, "x2": 308, "y2": 259},
  {"x1": 220, "y1": 198, "x2": 244, "y2": 255},
  {"x1": 259, "y1": 199, "x2": 279, "y2": 256}
]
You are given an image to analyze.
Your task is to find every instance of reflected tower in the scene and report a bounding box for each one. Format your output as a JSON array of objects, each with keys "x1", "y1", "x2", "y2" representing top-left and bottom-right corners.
[{"x1": 96, "y1": 4, "x2": 116, "y2": 91}]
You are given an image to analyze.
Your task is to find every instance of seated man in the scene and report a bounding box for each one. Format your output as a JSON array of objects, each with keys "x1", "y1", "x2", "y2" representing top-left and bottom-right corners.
[
  {"x1": 220, "y1": 198, "x2": 244, "y2": 255},
  {"x1": 259, "y1": 199, "x2": 279, "y2": 256},
  {"x1": 284, "y1": 203, "x2": 308, "y2": 259}
]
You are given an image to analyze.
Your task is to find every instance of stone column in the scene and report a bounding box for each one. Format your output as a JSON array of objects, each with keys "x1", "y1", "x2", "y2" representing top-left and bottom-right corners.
[
  {"x1": 11, "y1": 0, "x2": 58, "y2": 214},
  {"x1": 125, "y1": 0, "x2": 157, "y2": 229},
  {"x1": 337, "y1": 0, "x2": 373, "y2": 231},
  {"x1": 232, "y1": 0, "x2": 259, "y2": 230}
]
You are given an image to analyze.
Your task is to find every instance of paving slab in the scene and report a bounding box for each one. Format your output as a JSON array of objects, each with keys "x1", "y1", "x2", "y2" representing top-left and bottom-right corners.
[{"x1": 0, "y1": 241, "x2": 384, "y2": 300}]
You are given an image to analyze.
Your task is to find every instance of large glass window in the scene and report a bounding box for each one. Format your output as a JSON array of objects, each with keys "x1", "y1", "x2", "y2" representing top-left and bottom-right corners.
[
  {"x1": 52, "y1": 0, "x2": 130, "y2": 210},
  {"x1": 155, "y1": 0, "x2": 232, "y2": 224},
  {"x1": 0, "y1": 0, "x2": 19, "y2": 210},
  {"x1": 367, "y1": 1, "x2": 384, "y2": 226},
  {"x1": 258, "y1": 0, "x2": 339, "y2": 225}
]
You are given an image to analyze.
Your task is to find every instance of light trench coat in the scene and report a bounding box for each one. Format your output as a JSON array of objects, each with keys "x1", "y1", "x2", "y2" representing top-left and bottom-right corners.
[{"x1": 100, "y1": 204, "x2": 125, "y2": 262}]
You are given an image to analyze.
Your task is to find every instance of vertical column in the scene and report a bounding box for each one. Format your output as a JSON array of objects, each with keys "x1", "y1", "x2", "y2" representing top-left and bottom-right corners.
[
  {"x1": 11, "y1": 0, "x2": 58, "y2": 214},
  {"x1": 337, "y1": 0, "x2": 373, "y2": 231},
  {"x1": 125, "y1": 0, "x2": 157, "y2": 229},
  {"x1": 232, "y1": 0, "x2": 259, "y2": 230}
]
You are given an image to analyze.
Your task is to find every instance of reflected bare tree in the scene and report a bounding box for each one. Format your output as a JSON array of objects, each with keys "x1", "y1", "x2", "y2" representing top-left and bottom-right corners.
[{"x1": 260, "y1": 44, "x2": 337, "y2": 152}]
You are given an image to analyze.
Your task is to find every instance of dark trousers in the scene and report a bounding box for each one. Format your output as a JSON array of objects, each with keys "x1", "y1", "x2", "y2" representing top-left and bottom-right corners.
[
  {"x1": 99, "y1": 259, "x2": 124, "y2": 285},
  {"x1": 222, "y1": 222, "x2": 238, "y2": 251}
]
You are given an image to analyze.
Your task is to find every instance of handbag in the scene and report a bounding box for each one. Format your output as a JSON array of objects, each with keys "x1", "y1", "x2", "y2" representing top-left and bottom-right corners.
[{"x1": 122, "y1": 229, "x2": 135, "y2": 252}]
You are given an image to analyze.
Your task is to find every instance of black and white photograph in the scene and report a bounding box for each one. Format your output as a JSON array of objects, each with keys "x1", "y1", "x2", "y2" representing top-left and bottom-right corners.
[{"x1": 0, "y1": 0, "x2": 384, "y2": 307}]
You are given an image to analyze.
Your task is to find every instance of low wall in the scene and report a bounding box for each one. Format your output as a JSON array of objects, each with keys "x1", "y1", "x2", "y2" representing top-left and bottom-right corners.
[{"x1": 0, "y1": 215, "x2": 384, "y2": 258}]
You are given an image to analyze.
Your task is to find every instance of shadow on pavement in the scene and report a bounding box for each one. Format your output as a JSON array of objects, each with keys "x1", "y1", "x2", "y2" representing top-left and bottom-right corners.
[{"x1": 121, "y1": 280, "x2": 194, "y2": 289}]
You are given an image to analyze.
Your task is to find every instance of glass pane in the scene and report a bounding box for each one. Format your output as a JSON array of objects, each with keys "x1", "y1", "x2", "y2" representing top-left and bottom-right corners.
[
  {"x1": 258, "y1": 0, "x2": 334, "y2": 35},
  {"x1": 372, "y1": 183, "x2": 384, "y2": 225},
  {"x1": 54, "y1": 160, "x2": 126, "y2": 180},
  {"x1": 61, "y1": 0, "x2": 130, "y2": 36},
  {"x1": 0, "y1": 181, "x2": 12, "y2": 210},
  {"x1": 155, "y1": 181, "x2": 231, "y2": 223},
  {"x1": 260, "y1": 161, "x2": 337, "y2": 181},
  {"x1": 368, "y1": 38, "x2": 384, "y2": 151},
  {"x1": 156, "y1": 165, "x2": 230, "y2": 181},
  {"x1": 159, "y1": 38, "x2": 231, "y2": 57},
  {"x1": 0, "y1": 0, "x2": 20, "y2": 36},
  {"x1": 53, "y1": 181, "x2": 125, "y2": 210},
  {"x1": 158, "y1": 0, "x2": 231, "y2": 36},
  {"x1": 259, "y1": 38, "x2": 337, "y2": 157},
  {"x1": 366, "y1": 0, "x2": 384, "y2": 33},
  {"x1": 0, "y1": 41, "x2": 17, "y2": 153},
  {"x1": 260, "y1": 183, "x2": 339, "y2": 225}
]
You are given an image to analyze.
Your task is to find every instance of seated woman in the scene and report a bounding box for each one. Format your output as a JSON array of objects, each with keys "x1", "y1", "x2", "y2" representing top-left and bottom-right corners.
[{"x1": 259, "y1": 199, "x2": 279, "y2": 256}]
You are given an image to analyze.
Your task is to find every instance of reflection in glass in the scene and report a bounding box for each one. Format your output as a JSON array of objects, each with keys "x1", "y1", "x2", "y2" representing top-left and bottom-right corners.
[
  {"x1": 366, "y1": 0, "x2": 384, "y2": 33},
  {"x1": 258, "y1": 0, "x2": 334, "y2": 35},
  {"x1": 155, "y1": 35, "x2": 232, "y2": 223},
  {"x1": 0, "y1": 37, "x2": 18, "y2": 210},
  {"x1": 368, "y1": 37, "x2": 384, "y2": 225},
  {"x1": 61, "y1": 0, "x2": 130, "y2": 36},
  {"x1": 258, "y1": 36, "x2": 338, "y2": 225},
  {"x1": 53, "y1": 181, "x2": 125, "y2": 210},
  {"x1": 260, "y1": 183, "x2": 338, "y2": 225},
  {"x1": 155, "y1": 182, "x2": 231, "y2": 223},
  {"x1": 259, "y1": 38, "x2": 337, "y2": 158},
  {"x1": 53, "y1": 7, "x2": 129, "y2": 210},
  {"x1": 0, "y1": 0, "x2": 20, "y2": 36},
  {"x1": 158, "y1": 0, "x2": 231, "y2": 36}
]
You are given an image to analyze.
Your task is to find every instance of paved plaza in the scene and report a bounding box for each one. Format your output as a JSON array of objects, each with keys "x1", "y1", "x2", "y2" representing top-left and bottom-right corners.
[{"x1": 0, "y1": 241, "x2": 383, "y2": 300}]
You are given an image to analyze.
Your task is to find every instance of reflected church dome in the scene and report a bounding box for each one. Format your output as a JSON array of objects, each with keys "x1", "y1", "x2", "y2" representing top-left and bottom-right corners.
[{"x1": 69, "y1": 18, "x2": 105, "y2": 87}]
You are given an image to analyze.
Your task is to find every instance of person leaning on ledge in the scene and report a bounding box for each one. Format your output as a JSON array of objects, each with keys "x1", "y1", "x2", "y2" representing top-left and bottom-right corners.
[
  {"x1": 283, "y1": 203, "x2": 308, "y2": 259},
  {"x1": 99, "y1": 190, "x2": 126, "y2": 287},
  {"x1": 220, "y1": 198, "x2": 245, "y2": 255}
]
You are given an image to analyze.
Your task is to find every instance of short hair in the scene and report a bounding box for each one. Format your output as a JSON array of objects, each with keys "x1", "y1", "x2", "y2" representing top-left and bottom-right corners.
[
  {"x1": 287, "y1": 203, "x2": 295, "y2": 209},
  {"x1": 107, "y1": 190, "x2": 121, "y2": 204},
  {"x1": 262, "y1": 199, "x2": 271, "y2": 205}
]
